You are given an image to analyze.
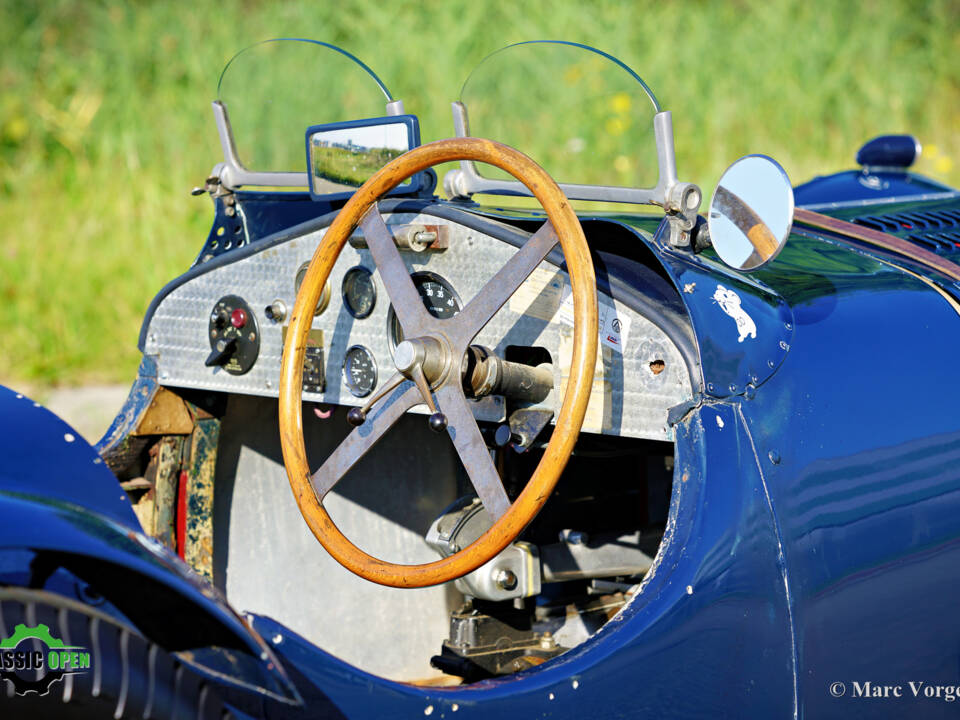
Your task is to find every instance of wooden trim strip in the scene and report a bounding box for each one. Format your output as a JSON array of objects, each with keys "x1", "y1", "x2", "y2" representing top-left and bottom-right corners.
[{"x1": 794, "y1": 207, "x2": 960, "y2": 284}]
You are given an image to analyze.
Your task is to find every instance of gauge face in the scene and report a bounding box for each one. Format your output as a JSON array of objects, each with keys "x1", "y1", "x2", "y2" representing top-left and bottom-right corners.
[
  {"x1": 387, "y1": 272, "x2": 461, "y2": 349},
  {"x1": 342, "y1": 266, "x2": 376, "y2": 319},
  {"x1": 342, "y1": 345, "x2": 378, "y2": 398},
  {"x1": 295, "y1": 263, "x2": 331, "y2": 316}
]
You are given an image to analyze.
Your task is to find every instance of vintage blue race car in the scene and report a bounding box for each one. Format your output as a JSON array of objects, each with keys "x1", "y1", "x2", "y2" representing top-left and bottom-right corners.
[{"x1": 2, "y1": 39, "x2": 959, "y2": 719}]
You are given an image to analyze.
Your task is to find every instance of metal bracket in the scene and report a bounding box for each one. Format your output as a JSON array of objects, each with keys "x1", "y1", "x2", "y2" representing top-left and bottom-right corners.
[
  {"x1": 506, "y1": 407, "x2": 554, "y2": 452},
  {"x1": 348, "y1": 223, "x2": 449, "y2": 253},
  {"x1": 193, "y1": 169, "x2": 237, "y2": 219}
]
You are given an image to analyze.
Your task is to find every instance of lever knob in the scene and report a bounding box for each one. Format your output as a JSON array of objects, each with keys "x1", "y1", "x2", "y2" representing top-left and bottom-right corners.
[
  {"x1": 428, "y1": 413, "x2": 448, "y2": 433},
  {"x1": 204, "y1": 337, "x2": 237, "y2": 367},
  {"x1": 347, "y1": 407, "x2": 366, "y2": 427}
]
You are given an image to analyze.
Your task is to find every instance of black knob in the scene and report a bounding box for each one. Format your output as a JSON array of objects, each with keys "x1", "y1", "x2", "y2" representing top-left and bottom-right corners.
[
  {"x1": 211, "y1": 309, "x2": 230, "y2": 330},
  {"x1": 347, "y1": 407, "x2": 366, "y2": 427},
  {"x1": 428, "y1": 413, "x2": 448, "y2": 433}
]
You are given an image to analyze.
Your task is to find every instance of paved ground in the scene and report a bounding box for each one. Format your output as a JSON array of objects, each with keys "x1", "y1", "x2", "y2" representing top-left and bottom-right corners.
[{"x1": 30, "y1": 385, "x2": 131, "y2": 445}]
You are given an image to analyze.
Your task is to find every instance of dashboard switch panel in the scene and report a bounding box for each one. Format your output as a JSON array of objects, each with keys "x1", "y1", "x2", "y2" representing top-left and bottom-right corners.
[{"x1": 207, "y1": 295, "x2": 259, "y2": 375}]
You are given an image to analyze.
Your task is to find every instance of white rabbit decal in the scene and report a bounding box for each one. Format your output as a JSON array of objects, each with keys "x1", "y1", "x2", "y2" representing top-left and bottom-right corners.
[{"x1": 713, "y1": 285, "x2": 757, "y2": 343}]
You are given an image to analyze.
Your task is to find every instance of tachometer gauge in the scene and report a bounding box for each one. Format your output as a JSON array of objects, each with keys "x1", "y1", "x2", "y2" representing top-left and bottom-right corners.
[
  {"x1": 387, "y1": 272, "x2": 461, "y2": 350},
  {"x1": 342, "y1": 345, "x2": 378, "y2": 398},
  {"x1": 342, "y1": 266, "x2": 376, "y2": 319}
]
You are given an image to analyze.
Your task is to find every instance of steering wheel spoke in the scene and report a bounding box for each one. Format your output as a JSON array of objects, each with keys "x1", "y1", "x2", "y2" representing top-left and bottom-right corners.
[
  {"x1": 310, "y1": 381, "x2": 421, "y2": 500},
  {"x1": 435, "y1": 384, "x2": 511, "y2": 521},
  {"x1": 359, "y1": 206, "x2": 431, "y2": 337},
  {"x1": 450, "y1": 220, "x2": 559, "y2": 349}
]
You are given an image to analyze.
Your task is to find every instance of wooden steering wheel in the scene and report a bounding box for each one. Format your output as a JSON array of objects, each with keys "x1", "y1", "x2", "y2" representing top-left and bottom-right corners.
[{"x1": 279, "y1": 137, "x2": 598, "y2": 588}]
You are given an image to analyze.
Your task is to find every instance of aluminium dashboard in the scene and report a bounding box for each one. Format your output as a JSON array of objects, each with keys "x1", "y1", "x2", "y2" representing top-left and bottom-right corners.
[{"x1": 142, "y1": 210, "x2": 693, "y2": 441}]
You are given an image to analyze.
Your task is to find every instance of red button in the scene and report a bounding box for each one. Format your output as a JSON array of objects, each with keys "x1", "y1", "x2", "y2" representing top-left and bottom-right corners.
[{"x1": 230, "y1": 308, "x2": 247, "y2": 328}]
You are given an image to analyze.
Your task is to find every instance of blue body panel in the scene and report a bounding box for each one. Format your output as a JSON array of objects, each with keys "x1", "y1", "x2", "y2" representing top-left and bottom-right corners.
[
  {"x1": 745, "y1": 234, "x2": 960, "y2": 717},
  {"x1": 794, "y1": 168, "x2": 955, "y2": 208},
  {"x1": 0, "y1": 384, "x2": 139, "y2": 528}
]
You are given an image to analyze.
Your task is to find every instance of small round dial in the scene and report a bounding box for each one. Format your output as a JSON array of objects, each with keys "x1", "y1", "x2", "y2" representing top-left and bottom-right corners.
[
  {"x1": 387, "y1": 272, "x2": 461, "y2": 350},
  {"x1": 295, "y1": 262, "x2": 331, "y2": 316},
  {"x1": 342, "y1": 345, "x2": 378, "y2": 398},
  {"x1": 342, "y1": 266, "x2": 376, "y2": 319}
]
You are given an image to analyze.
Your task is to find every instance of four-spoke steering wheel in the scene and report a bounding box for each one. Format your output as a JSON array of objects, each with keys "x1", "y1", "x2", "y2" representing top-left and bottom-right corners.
[{"x1": 279, "y1": 137, "x2": 597, "y2": 588}]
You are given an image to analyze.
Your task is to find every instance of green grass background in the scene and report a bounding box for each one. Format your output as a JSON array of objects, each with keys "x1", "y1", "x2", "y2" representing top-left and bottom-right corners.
[{"x1": 1, "y1": 0, "x2": 958, "y2": 388}]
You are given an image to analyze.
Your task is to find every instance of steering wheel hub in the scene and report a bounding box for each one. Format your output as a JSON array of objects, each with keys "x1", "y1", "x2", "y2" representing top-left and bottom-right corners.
[{"x1": 393, "y1": 337, "x2": 448, "y2": 386}]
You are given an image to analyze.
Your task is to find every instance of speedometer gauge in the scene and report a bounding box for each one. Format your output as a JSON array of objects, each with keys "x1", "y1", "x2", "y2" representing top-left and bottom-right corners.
[
  {"x1": 387, "y1": 272, "x2": 461, "y2": 351},
  {"x1": 342, "y1": 345, "x2": 378, "y2": 398},
  {"x1": 342, "y1": 266, "x2": 376, "y2": 318}
]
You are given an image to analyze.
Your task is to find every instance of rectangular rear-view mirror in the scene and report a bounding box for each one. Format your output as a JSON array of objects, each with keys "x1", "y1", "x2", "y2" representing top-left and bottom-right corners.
[{"x1": 305, "y1": 115, "x2": 421, "y2": 201}]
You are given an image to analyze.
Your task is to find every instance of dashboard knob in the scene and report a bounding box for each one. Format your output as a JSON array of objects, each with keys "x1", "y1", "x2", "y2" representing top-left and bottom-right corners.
[
  {"x1": 265, "y1": 300, "x2": 287, "y2": 322},
  {"x1": 211, "y1": 309, "x2": 229, "y2": 329},
  {"x1": 230, "y1": 308, "x2": 248, "y2": 328}
]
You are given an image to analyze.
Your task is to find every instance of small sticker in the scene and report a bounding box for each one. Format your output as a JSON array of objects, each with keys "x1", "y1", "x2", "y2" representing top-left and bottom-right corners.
[
  {"x1": 558, "y1": 290, "x2": 630, "y2": 353},
  {"x1": 600, "y1": 309, "x2": 631, "y2": 352},
  {"x1": 713, "y1": 285, "x2": 757, "y2": 343}
]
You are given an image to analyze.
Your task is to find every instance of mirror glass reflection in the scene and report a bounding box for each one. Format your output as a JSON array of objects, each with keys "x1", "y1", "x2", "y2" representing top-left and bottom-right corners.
[
  {"x1": 708, "y1": 155, "x2": 794, "y2": 271},
  {"x1": 308, "y1": 121, "x2": 412, "y2": 193}
]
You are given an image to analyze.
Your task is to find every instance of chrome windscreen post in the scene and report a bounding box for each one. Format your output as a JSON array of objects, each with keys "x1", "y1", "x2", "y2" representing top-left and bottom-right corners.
[
  {"x1": 443, "y1": 102, "x2": 473, "y2": 199},
  {"x1": 212, "y1": 100, "x2": 244, "y2": 190},
  {"x1": 652, "y1": 111, "x2": 702, "y2": 249},
  {"x1": 652, "y1": 111, "x2": 679, "y2": 197},
  {"x1": 212, "y1": 100, "x2": 309, "y2": 191}
]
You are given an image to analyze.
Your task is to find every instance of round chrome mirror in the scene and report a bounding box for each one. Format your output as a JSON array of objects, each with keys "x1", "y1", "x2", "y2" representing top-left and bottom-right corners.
[{"x1": 708, "y1": 155, "x2": 794, "y2": 271}]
